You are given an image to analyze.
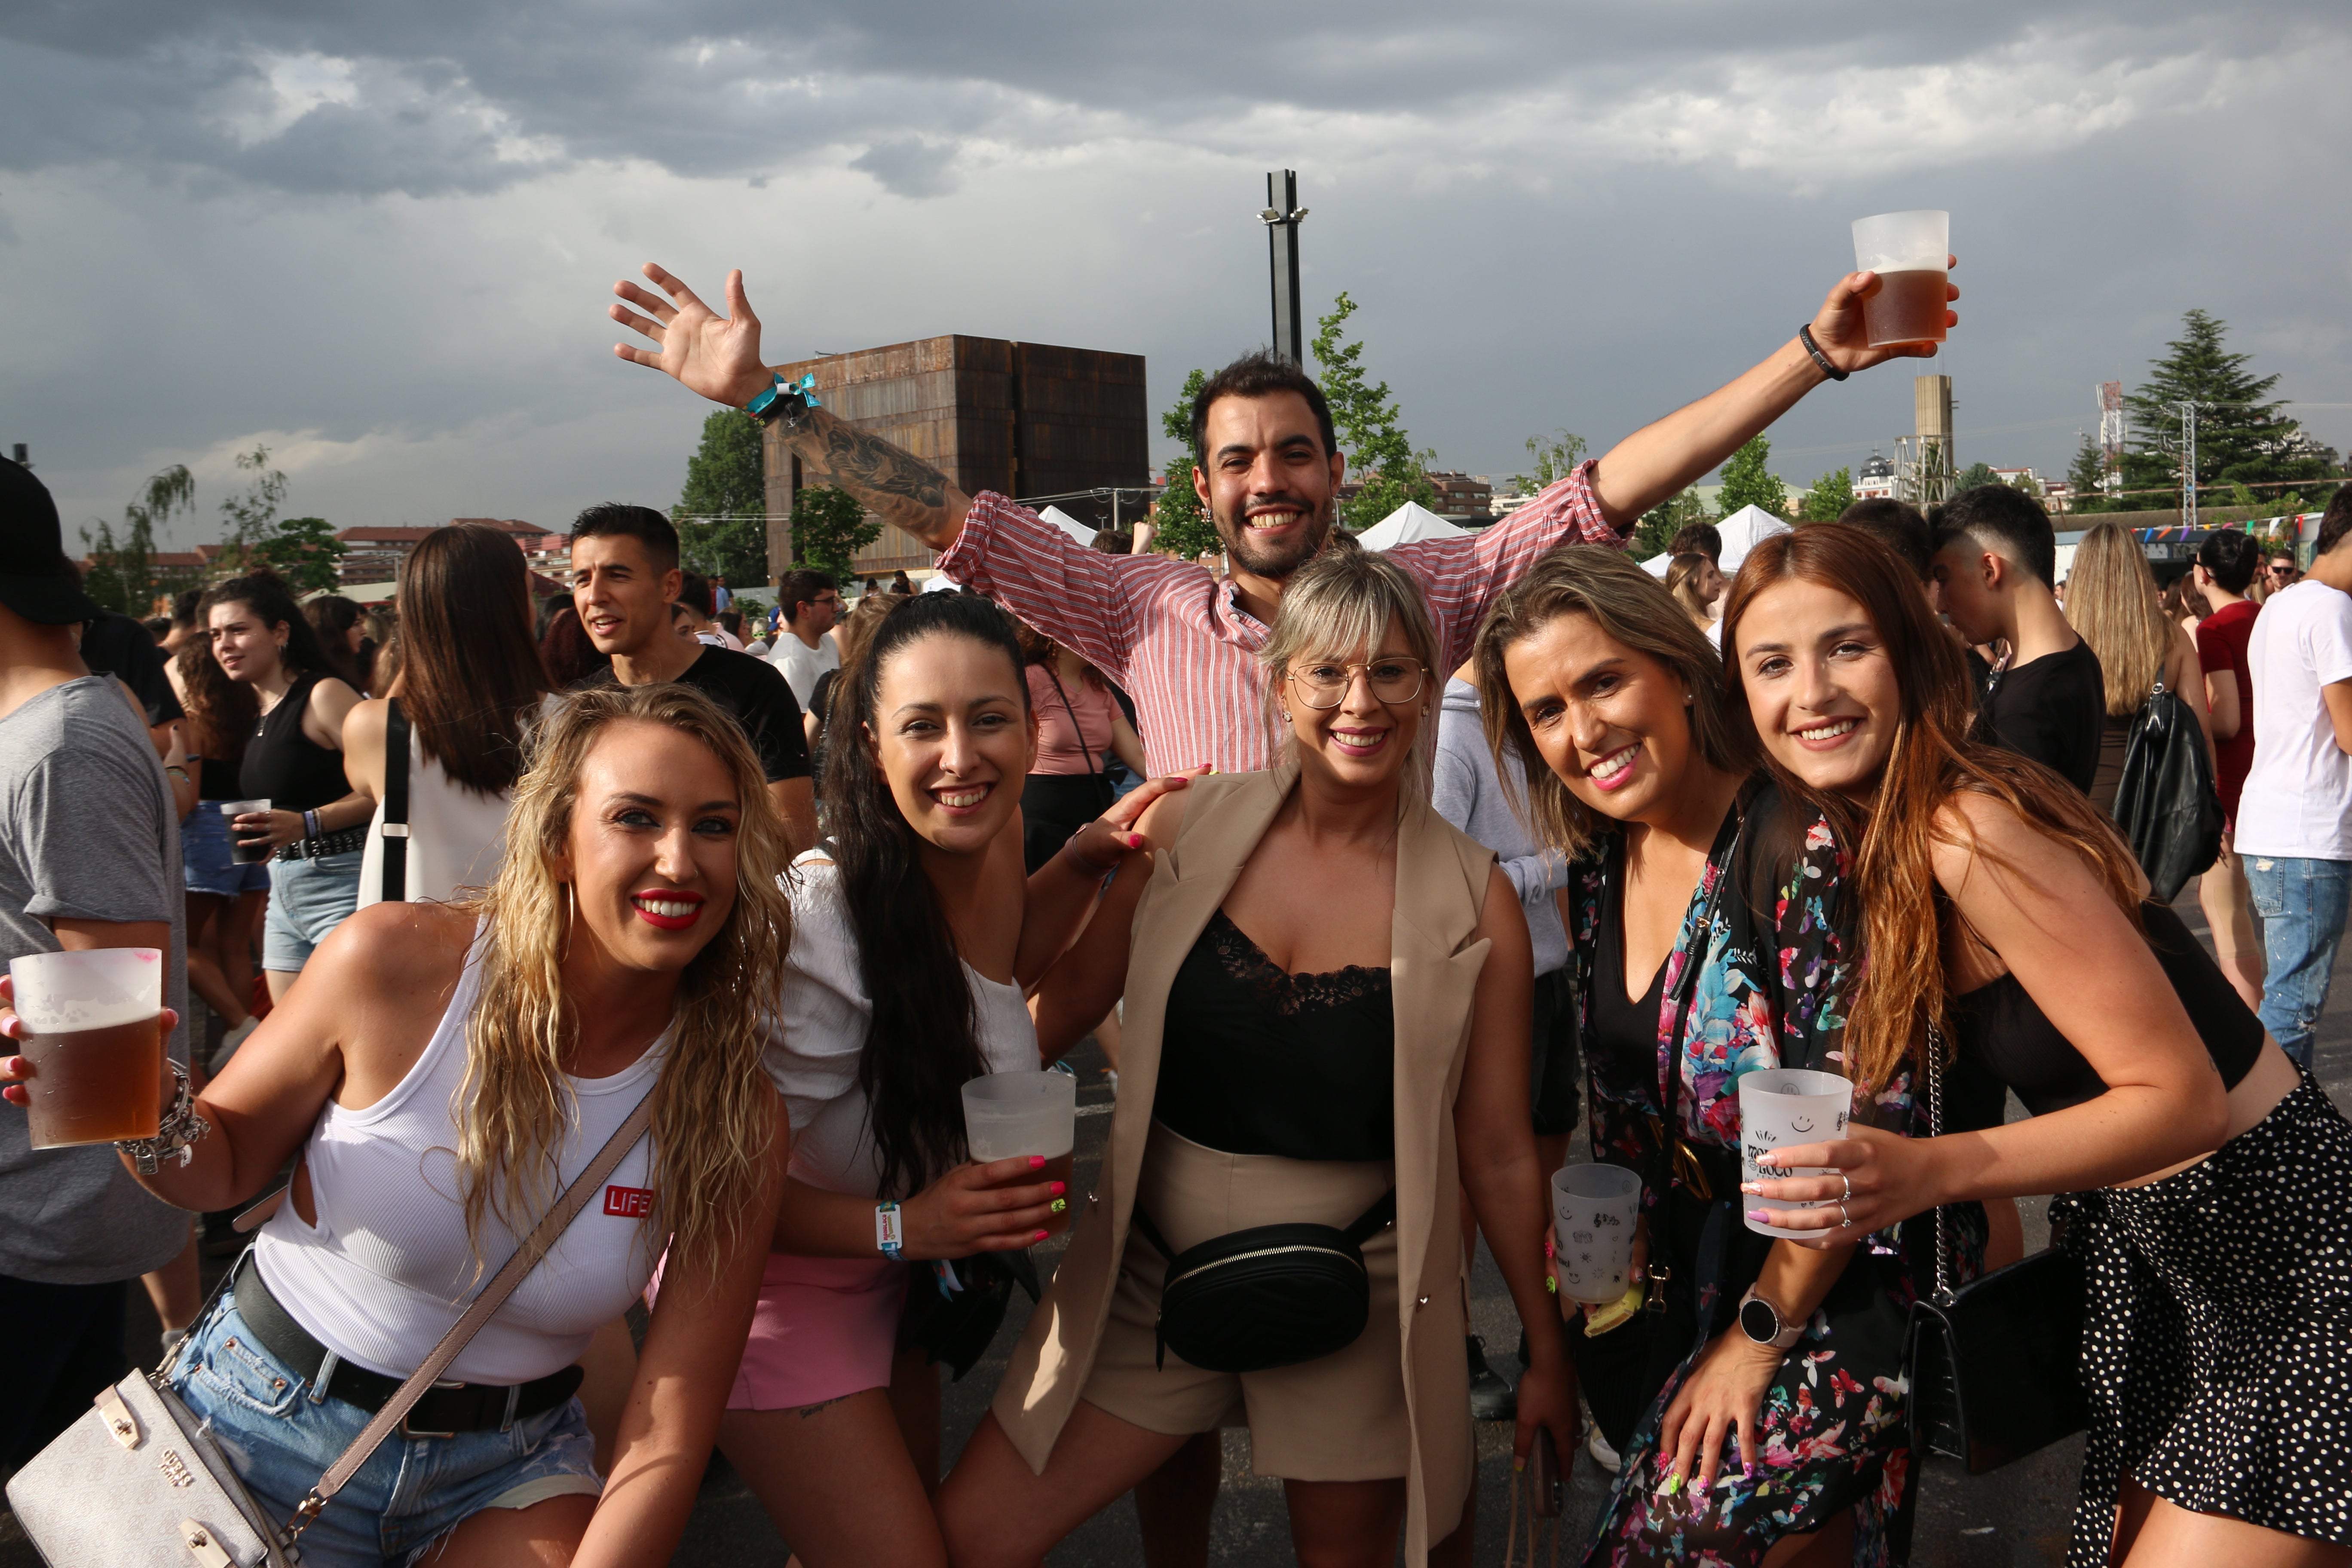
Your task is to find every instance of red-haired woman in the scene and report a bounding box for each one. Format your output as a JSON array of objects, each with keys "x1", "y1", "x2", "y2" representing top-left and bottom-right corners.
[{"x1": 1724, "y1": 523, "x2": 2346, "y2": 1568}]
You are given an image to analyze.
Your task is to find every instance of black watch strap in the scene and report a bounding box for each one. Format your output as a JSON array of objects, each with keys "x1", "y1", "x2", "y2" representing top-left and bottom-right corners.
[{"x1": 1799, "y1": 324, "x2": 1849, "y2": 382}]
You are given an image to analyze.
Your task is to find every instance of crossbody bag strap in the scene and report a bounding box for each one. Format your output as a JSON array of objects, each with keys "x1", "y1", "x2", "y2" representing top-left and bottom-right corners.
[
  {"x1": 380, "y1": 700, "x2": 412, "y2": 903},
  {"x1": 1643, "y1": 813, "x2": 1743, "y2": 1314},
  {"x1": 1924, "y1": 1020, "x2": 1954, "y2": 1303},
  {"x1": 1044, "y1": 667, "x2": 1102, "y2": 777},
  {"x1": 287, "y1": 1088, "x2": 658, "y2": 1534}
]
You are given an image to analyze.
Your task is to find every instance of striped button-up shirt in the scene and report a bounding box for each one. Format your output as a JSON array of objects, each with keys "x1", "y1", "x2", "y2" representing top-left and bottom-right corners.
[{"x1": 935, "y1": 461, "x2": 1622, "y2": 775}]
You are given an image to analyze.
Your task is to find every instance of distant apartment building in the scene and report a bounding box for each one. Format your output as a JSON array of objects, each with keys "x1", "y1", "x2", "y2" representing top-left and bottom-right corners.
[
  {"x1": 335, "y1": 519, "x2": 541, "y2": 585},
  {"x1": 1424, "y1": 471, "x2": 1493, "y2": 520}
]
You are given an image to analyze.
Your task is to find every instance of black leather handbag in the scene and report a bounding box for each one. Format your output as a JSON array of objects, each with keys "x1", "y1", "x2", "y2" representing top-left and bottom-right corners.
[
  {"x1": 1902, "y1": 1026, "x2": 2090, "y2": 1474},
  {"x1": 1127, "y1": 1192, "x2": 1396, "y2": 1374},
  {"x1": 2111, "y1": 674, "x2": 2223, "y2": 904}
]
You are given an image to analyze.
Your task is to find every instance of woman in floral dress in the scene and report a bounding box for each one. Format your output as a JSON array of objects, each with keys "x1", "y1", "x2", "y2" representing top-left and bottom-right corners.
[{"x1": 1473, "y1": 549, "x2": 1981, "y2": 1567}]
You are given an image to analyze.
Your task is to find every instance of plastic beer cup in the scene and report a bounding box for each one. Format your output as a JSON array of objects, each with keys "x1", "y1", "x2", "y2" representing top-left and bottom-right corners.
[
  {"x1": 961, "y1": 1070, "x2": 1078, "y2": 1237},
  {"x1": 1550, "y1": 1162, "x2": 1644, "y2": 1306},
  {"x1": 1850, "y1": 210, "x2": 1949, "y2": 346},
  {"x1": 1738, "y1": 1068, "x2": 1852, "y2": 1240},
  {"x1": 218, "y1": 799, "x2": 274, "y2": 865},
  {"x1": 8, "y1": 949, "x2": 166, "y2": 1149}
]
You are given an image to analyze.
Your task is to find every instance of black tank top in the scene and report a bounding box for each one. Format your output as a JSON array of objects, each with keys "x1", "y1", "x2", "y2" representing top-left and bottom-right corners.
[
  {"x1": 240, "y1": 671, "x2": 349, "y2": 811},
  {"x1": 1591, "y1": 876, "x2": 1672, "y2": 1072},
  {"x1": 1947, "y1": 900, "x2": 2263, "y2": 1125},
  {"x1": 1154, "y1": 910, "x2": 1395, "y2": 1162}
]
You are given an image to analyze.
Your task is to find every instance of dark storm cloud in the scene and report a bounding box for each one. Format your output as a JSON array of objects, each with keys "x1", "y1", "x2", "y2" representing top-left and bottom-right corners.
[{"x1": 6, "y1": 1, "x2": 2343, "y2": 199}]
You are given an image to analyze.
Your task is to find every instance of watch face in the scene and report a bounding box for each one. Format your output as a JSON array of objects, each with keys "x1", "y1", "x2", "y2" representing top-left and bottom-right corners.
[{"x1": 1740, "y1": 1296, "x2": 1780, "y2": 1343}]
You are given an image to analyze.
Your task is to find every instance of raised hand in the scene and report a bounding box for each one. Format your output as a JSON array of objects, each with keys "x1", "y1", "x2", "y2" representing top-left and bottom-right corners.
[
  {"x1": 609, "y1": 264, "x2": 776, "y2": 408},
  {"x1": 1807, "y1": 254, "x2": 1960, "y2": 374}
]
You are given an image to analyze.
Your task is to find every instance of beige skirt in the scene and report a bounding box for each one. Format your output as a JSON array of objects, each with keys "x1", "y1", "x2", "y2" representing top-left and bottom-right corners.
[{"x1": 1078, "y1": 1121, "x2": 1412, "y2": 1482}]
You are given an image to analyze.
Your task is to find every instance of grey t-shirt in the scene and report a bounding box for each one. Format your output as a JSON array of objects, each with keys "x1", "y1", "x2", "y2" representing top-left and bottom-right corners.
[{"x1": 0, "y1": 677, "x2": 190, "y2": 1285}]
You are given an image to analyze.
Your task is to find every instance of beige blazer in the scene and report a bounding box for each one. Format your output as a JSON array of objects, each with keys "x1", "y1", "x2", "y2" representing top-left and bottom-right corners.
[{"x1": 991, "y1": 762, "x2": 1498, "y2": 1562}]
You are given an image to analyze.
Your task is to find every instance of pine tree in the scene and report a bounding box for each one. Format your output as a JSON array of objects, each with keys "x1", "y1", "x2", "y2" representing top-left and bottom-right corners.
[
  {"x1": 2064, "y1": 434, "x2": 2111, "y2": 515},
  {"x1": 2121, "y1": 309, "x2": 2335, "y2": 512},
  {"x1": 1715, "y1": 437, "x2": 1787, "y2": 519},
  {"x1": 674, "y1": 409, "x2": 771, "y2": 585},
  {"x1": 1312, "y1": 293, "x2": 1438, "y2": 530},
  {"x1": 1797, "y1": 467, "x2": 1855, "y2": 522}
]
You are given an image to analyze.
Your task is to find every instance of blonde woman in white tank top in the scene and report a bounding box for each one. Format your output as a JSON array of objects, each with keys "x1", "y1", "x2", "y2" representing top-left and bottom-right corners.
[{"x1": 6, "y1": 685, "x2": 794, "y2": 1568}]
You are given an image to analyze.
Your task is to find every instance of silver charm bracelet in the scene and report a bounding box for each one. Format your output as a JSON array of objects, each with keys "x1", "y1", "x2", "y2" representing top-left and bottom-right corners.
[{"x1": 116, "y1": 1060, "x2": 211, "y2": 1176}]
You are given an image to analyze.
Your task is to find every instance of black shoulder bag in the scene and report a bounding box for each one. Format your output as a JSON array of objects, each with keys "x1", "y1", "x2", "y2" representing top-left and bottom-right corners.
[
  {"x1": 2111, "y1": 674, "x2": 2223, "y2": 904},
  {"x1": 378, "y1": 700, "x2": 413, "y2": 902},
  {"x1": 1127, "y1": 1192, "x2": 1397, "y2": 1374},
  {"x1": 1901, "y1": 1023, "x2": 2089, "y2": 1473}
]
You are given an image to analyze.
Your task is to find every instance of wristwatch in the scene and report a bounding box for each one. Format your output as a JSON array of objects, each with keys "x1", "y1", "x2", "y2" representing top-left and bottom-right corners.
[{"x1": 1737, "y1": 1285, "x2": 1804, "y2": 1351}]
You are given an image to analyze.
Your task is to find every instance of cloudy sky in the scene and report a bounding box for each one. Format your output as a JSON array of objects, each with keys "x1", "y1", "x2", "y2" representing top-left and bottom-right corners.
[{"x1": 7, "y1": 1, "x2": 2349, "y2": 550}]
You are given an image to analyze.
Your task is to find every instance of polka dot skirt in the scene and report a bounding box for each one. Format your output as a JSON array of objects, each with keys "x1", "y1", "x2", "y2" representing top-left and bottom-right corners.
[{"x1": 2061, "y1": 1073, "x2": 2352, "y2": 1567}]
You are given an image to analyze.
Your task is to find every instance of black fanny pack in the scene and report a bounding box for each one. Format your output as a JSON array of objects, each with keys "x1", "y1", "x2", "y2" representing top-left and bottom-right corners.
[{"x1": 1127, "y1": 1191, "x2": 1396, "y2": 1374}]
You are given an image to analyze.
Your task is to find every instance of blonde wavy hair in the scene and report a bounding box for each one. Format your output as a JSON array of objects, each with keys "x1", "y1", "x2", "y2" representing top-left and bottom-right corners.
[
  {"x1": 1260, "y1": 542, "x2": 1444, "y2": 787},
  {"x1": 2063, "y1": 523, "x2": 2173, "y2": 717},
  {"x1": 457, "y1": 682, "x2": 789, "y2": 1278}
]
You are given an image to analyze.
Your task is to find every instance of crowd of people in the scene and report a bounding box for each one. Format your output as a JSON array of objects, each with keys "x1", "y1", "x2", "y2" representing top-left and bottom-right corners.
[{"x1": 0, "y1": 243, "x2": 2346, "y2": 1568}]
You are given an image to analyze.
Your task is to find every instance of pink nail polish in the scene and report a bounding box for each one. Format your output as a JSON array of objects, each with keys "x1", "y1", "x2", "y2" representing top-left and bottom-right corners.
[
  {"x1": 1032, "y1": 1229, "x2": 1050, "y2": 1243},
  {"x1": 1746, "y1": 1208, "x2": 1772, "y2": 1224},
  {"x1": 1049, "y1": 1181, "x2": 1066, "y2": 1197},
  {"x1": 1029, "y1": 1155, "x2": 1045, "y2": 1170}
]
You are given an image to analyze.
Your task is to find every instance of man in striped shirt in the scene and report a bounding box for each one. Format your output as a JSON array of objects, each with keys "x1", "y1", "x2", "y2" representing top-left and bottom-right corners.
[{"x1": 608, "y1": 260, "x2": 1954, "y2": 777}]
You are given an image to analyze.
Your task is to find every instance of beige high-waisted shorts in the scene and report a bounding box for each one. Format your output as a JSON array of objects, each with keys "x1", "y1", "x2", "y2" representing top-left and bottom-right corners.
[{"x1": 1079, "y1": 1121, "x2": 1408, "y2": 1482}]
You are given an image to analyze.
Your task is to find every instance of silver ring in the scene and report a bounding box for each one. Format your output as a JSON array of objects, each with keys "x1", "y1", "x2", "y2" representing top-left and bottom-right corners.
[
  {"x1": 1839, "y1": 1173, "x2": 1854, "y2": 1202},
  {"x1": 1837, "y1": 1201, "x2": 1853, "y2": 1229}
]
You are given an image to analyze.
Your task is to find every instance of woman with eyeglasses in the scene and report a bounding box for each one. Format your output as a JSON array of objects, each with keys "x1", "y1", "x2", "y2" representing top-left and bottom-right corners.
[{"x1": 936, "y1": 546, "x2": 1573, "y2": 1568}]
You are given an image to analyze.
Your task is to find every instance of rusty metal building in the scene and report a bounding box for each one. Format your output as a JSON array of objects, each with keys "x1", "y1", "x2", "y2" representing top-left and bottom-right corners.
[{"x1": 760, "y1": 335, "x2": 1148, "y2": 582}]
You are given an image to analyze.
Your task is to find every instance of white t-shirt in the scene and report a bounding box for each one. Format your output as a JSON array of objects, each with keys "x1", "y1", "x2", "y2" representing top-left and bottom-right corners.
[
  {"x1": 763, "y1": 854, "x2": 1040, "y2": 1197},
  {"x1": 2237, "y1": 580, "x2": 2352, "y2": 861},
  {"x1": 767, "y1": 630, "x2": 841, "y2": 708}
]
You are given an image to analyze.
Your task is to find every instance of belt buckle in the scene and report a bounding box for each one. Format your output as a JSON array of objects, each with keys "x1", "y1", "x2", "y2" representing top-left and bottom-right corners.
[{"x1": 398, "y1": 1380, "x2": 470, "y2": 1439}]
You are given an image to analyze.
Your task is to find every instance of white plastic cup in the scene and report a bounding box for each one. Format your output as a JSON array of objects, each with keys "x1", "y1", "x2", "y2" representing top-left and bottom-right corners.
[
  {"x1": 8, "y1": 949, "x2": 166, "y2": 1148},
  {"x1": 1738, "y1": 1068, "x2": 1852, "y2": 1240},
  {"x1": 218, "y1": 799, "x2": 273, "y2": 864},
  {"x1": 960, "y1": 1070, "x2": 1078, "y2": 1162},
  {"x1": 1850, "y1": 209, "x2": 1949, "y2": 346},
  {"x1": 1550, "y1": 1162, "x2": 1644, "y2": 1305}
]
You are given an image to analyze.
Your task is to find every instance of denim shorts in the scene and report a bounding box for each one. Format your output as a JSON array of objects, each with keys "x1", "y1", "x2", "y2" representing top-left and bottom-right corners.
[
  {"x1": 166, "y1": 1294, "x2": 602, "y2": 1568},
  {"x1": 262, "y1": 849, "x2": 364, "y2": 972},
  {"x1": 182, "y1": 805, "x2": 273, "y2": 898}
]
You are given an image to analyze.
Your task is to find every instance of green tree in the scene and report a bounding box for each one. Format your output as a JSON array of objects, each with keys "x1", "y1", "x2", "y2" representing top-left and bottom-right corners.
[
  {"x1": 1311, "y1": 293, "x2": 1438, "y2": 530},
  {"x1": 1797, "y1": 466, "x2": 1855, "y2": 522},
  {"x1": 1151, "y1": 368, "x2": 1221, "y2": 560},
  {"x1": 787, "y1": 485, "x2": 882, "y2": 582},
  {"x1": 2064, "y1": 434, "x2": 2112, "y2": 515},
  {"x1": 1515, "y1": 430, "x2": 1588, "y2": 497},
  {"x1": 1715, "y1": 437, "x2": 1787, "y2": 519},
  {"x1": 218, "y1": 446, "x2": 288, "y2": 567},
  {"x1": 1953, "y1": 461, "x2": 2000, "y2": 493},
  {"x1": 254, "y1": 517, "x2": 346, "y2": 594},
  {"x1": 673, "y1": 409, "x2": 770, "y2": 585},
  {"x1": 80, "y1": 464, "x2": 197, "y2": 615},
  {"x1": 1632, "y1": 489, "x2": 1710, "y2": 558},
  {"x1": 2122, "y1": 309, "x2": 2336, "y2": 512}
]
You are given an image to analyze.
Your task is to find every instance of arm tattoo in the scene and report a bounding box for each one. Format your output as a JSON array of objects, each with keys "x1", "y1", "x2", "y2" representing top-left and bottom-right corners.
[{"x1": 785, "y1": 410, "x2": 961, "y2": 547}]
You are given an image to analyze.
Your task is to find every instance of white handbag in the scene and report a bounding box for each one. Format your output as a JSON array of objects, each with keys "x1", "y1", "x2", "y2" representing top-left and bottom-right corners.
[{"x1": 5, "y1": 1093, "x2": 654, "y2": 1566}]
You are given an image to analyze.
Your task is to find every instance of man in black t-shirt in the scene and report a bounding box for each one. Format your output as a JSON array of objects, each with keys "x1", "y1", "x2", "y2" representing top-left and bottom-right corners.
[
  {"x1": 566, "y1": 504, "x2": 816, "y2": 853},
  {"x1": 1930, "y1": 484, "x2": 2105, "y2": 792}
]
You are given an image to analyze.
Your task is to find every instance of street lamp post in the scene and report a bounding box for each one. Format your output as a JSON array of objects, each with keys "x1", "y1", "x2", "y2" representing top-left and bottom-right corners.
[{"x1": 1259, "y1": 172, "x2": 1308, "y2": 365}]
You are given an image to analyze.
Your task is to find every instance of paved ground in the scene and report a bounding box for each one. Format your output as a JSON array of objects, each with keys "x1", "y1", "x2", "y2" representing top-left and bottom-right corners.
[{"x1": 11, "y1": 884, "x2": 2343, "y2": 1567}]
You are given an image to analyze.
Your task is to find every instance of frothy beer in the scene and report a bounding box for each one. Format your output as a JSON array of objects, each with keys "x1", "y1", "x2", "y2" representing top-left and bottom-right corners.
[{"x1": 9, "y1": 949, "x2": 166, "y2": 1149}]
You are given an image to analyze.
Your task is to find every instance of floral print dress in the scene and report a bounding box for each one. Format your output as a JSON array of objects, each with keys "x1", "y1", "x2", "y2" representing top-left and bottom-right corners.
[{"x1": 1568, "y1": 785, "x2": 1973, "y2": 1568}]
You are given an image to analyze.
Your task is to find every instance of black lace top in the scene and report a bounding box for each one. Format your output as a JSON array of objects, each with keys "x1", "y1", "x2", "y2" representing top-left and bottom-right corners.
[{"x1": 1153, "y1": 910, "x2": 1396, "y2": 1162}]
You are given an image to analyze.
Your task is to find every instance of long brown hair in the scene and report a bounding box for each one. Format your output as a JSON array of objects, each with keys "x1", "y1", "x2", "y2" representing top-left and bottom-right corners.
[
  {"x1": 396, "y1": 525, "x2": 552, "y2": 795},
  {"x1": 2065, "y1": 524, "x2": 2172, "y2": 717},
  {"x1": 461, "y1": 682, "x2": 787, "y2": 1274},
  {"x1": 1470, "y1": 546, "x2": 1754, "y2": 860},
  {"x1": 1719, "y1": 524, "x2": 2143, "y2": 1093},
  {"x1": 172, "y1": 635, "x2": 257, "y2": 768}
]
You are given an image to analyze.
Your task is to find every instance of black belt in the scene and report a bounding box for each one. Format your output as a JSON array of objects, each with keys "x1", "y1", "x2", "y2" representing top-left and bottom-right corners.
[
  {"x1": 276, "y1": 826, "x2": 367, "y2": 862},
  {"x1": 232, "y1": 1261, "x2": 584, "y2": 1436}
]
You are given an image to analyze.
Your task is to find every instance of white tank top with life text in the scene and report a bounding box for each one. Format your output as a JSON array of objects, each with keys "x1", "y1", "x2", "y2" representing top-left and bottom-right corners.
[{"x1": 252, "y1": 930, "x2": 666, "y2": 1383}]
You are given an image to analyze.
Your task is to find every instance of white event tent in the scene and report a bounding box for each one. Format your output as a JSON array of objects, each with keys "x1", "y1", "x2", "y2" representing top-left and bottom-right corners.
[
  {"x1": 1639, "y1": 503, "x2": 1791, "y2": 575},
  {"x1": 1356, "y1": 501, "x2": 1464, "y2": 552},
  {"x1": 1038, "y1": 505, "x2": 1098, "y2": 548}
]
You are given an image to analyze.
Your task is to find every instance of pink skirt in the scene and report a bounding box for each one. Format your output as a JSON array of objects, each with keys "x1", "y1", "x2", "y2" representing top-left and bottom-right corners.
[{"x1": 651, "y1": 1251, "x2": 908, "y2": 1411}]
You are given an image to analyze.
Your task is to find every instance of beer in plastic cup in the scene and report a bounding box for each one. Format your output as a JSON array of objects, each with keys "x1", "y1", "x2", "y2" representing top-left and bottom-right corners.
[
  {"x1": 1550, "y1": 1162, "x2": 1643, "y2": 1306},
  {"x1": 219, "y1": 799, "x2": 274, "y2": 865},
  {"x1": 8, "y1": 949, "x2": 166, "y2": 1149},
  {"x1": 1738, "y1": 1067, "x2": 1852, "y2": 1240},
  {"x1": 961, "y1": 1070, "x2": 1078, "y2": 1237},
  {"x1": 1850, "y1": 210, "x2": 1949, "y2": 346}
]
